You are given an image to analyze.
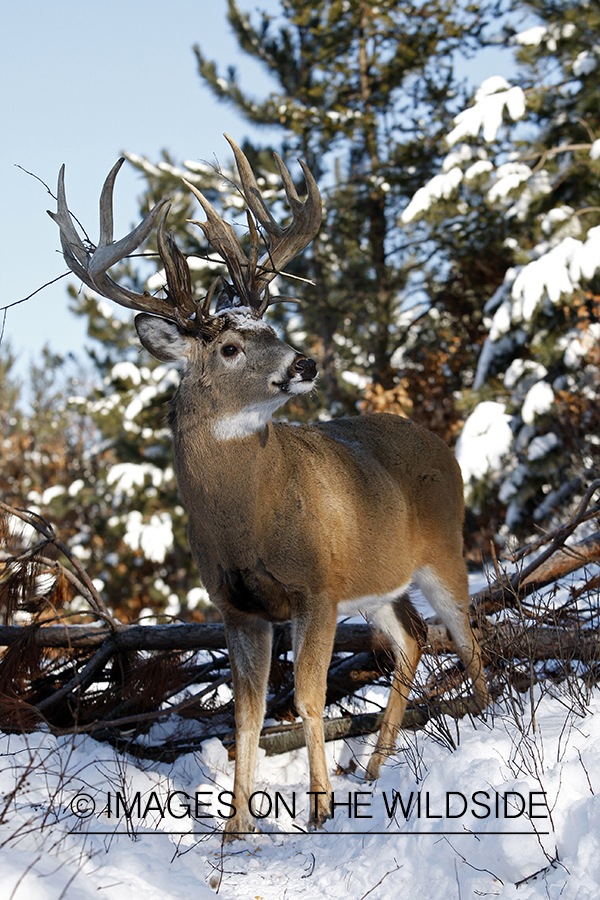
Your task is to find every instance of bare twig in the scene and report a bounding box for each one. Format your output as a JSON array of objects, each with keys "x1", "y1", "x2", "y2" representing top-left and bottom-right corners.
[
  {"x1": 0, "y1": 501, "x2": 119, "y2": 628},
  {"x1": 0, "y1": 273, "x2": 70, "y2": 313},
  {"x1": 510, "y1": 481, "x2": 600, "y2": 567},
  {"x1": 357, "y1": 861, "x2": 403, "y2": 900}
]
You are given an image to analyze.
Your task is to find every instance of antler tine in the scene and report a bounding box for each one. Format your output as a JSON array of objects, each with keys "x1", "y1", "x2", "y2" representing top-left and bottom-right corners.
[
  {"x1": 224, "y1": 134, "x2": 322, "y2": 294},
  {"x1": 49, "y1": 162, "x2": 180, "y2": 320},
  {"x1": 156, "y1": 206, "x2": 196, "y2": 321},
  {"x1": 48, "y1": 165, "x2": 92, "y2": 282},
  {"x1": 224, "y1": 135, "x2": 284, "y2": 240},
  {"x1": 89, "y1": 160, "x2": 168, "y2": 278},
  {"x1": 184, "y1": 177, "x2": 255, "y2": 309},
  {"x1": 98, "y1": 157, "x2": 124, "y2": 250}
]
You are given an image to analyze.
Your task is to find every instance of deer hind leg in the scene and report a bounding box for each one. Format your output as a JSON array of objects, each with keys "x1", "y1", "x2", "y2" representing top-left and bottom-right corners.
[
  {"x1": 292, "y1": 603, "x2": 338, "y2": 829},
  {"x1": 414, "y1": 563, "x2": 489, "y2": 710},
  {"x1": 222, "y1": 612, "x2": 272, "y2": 841},
  {"x1": 364, "y1": 595, "x2": 425, "y2": 783}
]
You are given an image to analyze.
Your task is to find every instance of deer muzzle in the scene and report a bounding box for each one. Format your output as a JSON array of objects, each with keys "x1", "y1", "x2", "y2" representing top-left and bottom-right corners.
[{"x1": 290, "y1": 355, "x2": 318, "y2": 382}]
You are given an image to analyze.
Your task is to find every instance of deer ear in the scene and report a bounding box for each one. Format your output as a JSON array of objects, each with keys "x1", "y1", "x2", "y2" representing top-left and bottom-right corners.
[{"x1": 135, "y1": 314, "x2": 191, "y2": 362}]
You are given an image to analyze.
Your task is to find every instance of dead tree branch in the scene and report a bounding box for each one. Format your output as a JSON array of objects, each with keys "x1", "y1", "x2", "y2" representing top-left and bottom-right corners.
[{"x1": 1, "y1": 495, "x2": 599, "y2": 757}]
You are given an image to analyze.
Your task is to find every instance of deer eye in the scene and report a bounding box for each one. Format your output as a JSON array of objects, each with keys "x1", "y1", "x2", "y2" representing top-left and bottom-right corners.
[{"x1": 221, "y1": 343, "x2": 240, "y2": 358}]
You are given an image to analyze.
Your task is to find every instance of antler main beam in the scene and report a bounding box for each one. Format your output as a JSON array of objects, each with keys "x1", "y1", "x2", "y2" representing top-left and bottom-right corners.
[{"x1": 48, "y1": 160, "x2": 197, "y2": 324}]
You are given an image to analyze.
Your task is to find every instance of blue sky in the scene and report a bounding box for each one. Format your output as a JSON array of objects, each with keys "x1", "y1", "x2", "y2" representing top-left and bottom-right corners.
[
  {"x1": 1, "y1": 0, "x2": 517, "y2": 391},
  {"x1": 1, "y1": 0, "x2": 280, "y2": 384}
]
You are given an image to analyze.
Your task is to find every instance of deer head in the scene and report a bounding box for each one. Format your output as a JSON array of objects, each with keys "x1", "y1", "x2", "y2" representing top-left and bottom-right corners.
[{"x1": 50, "y1": 136, "x2": 322, "y2": 438}]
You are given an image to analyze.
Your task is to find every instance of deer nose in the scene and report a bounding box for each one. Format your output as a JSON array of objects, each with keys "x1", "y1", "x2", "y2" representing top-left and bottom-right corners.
[{"x1": 290, "y1": 356, "x2": 318, "y2": 381}]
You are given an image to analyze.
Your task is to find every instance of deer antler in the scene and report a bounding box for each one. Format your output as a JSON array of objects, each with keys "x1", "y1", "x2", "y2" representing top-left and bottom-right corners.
[
  {"x1": 49, "y1": 138, "x2": 321, "y2": 334},
  {"x1": 48, "y1": 159, "x2": 222, "y2": 335},
  {"x1": 186, "y1": 134, "x2": 322, "y2": 316}
]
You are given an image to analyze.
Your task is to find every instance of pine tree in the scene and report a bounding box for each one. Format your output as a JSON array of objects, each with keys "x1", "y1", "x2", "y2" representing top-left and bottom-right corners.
[
  {"x1": 401, "y1": 0, "x2": 600, "y2": 534},
  {"x1": 128, "y1": 0, "x2": 496, "y2": 427}
]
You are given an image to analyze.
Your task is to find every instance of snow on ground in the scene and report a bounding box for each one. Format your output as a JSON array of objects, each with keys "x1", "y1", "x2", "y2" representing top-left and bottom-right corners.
[{"x1": 2, "y1": 568, "x2": 600, "y2": 899}]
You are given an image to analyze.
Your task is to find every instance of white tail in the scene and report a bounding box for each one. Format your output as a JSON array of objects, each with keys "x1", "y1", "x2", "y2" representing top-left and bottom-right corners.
[{"x1": 50, "y1": 136, "x2": 488, "y2": 839}]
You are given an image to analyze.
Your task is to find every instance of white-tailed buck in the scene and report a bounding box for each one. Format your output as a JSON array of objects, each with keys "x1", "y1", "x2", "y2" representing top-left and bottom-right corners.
[{"x1": 50, "y1": 136, "x2": 488, "y2": 838}]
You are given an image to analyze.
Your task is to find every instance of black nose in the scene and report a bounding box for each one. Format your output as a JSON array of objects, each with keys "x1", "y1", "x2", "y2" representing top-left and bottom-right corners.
[{"x1": 291, "y1": 356, "x2": 318, "y2": 381}]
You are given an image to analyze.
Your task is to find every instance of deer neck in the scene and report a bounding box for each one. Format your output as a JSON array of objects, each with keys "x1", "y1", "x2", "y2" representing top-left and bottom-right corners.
[{"x1": 169, "y1": 381, "x2": 284, "y2": 526}]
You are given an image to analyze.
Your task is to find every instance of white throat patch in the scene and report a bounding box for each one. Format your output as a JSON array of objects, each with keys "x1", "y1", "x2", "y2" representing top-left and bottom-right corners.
[{"x1": 212, "y1": 398, "x2": 285, "y2": 442}]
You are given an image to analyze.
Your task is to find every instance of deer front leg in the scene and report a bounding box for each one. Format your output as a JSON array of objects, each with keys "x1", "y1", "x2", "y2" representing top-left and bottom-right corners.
[
  {"x1": 292, "y1": 603, "x2": 337, "y2": 830},
  {"x1": 222, "y1": 613, "x2": 272, "y2": 841}
]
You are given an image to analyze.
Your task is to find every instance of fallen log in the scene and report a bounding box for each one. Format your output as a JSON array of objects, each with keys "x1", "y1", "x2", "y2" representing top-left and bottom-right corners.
[
  {"x1": 0, "y1": 621, "x2": 229, "y2": 651},
  {"x1": 0, "y1": 620, "x2": 379, "y2": 653},
  {"x1": 105, "y1": 696, "x2": 485, "y2": 764},
  {"x1": 257, "y1": 696, "x2": 482, "y2": 757},
  {"x1": 522, "y1": 533, "x2": 600, "y2": 586},
  {"x1": 1, "y1": 607, "x2": 598, "y2": 664},
  {"x1": 428, "y1": 620, "x2": 600, "y2": 663},
  {"x1": 0, "y1": 530, "x2": 597, "y2": 653}
]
